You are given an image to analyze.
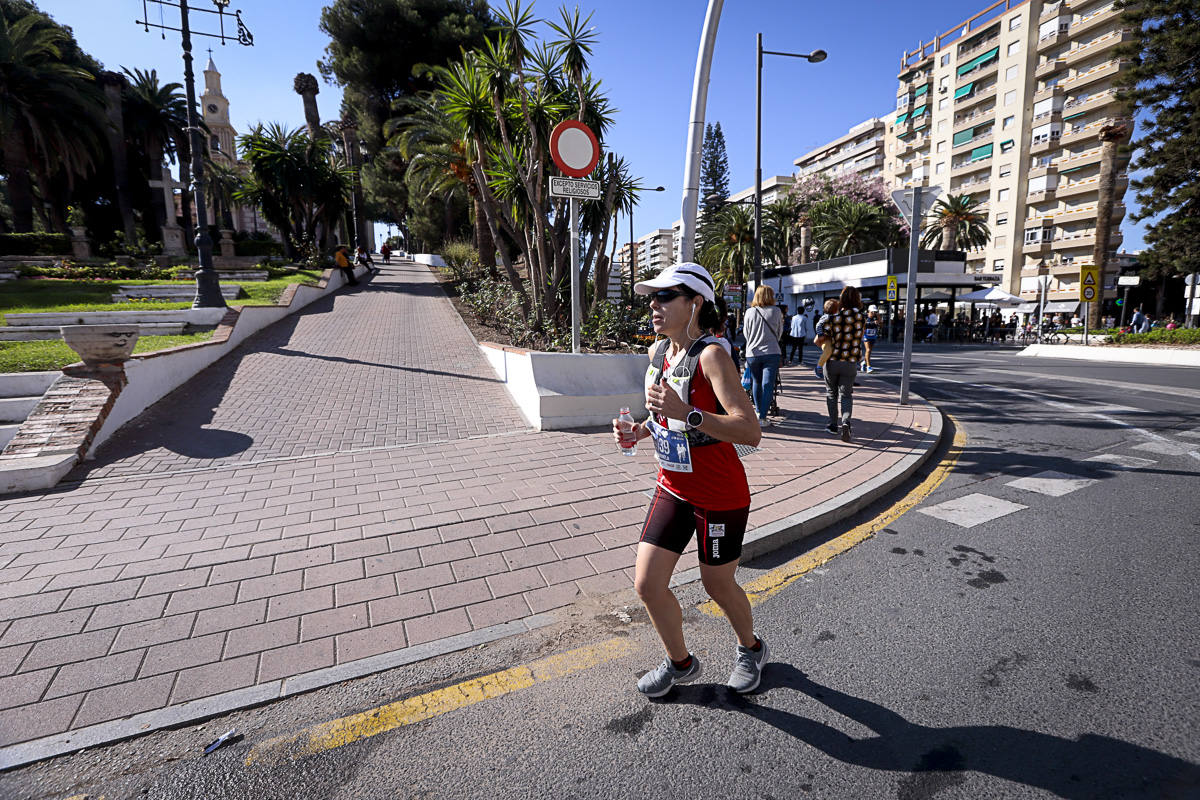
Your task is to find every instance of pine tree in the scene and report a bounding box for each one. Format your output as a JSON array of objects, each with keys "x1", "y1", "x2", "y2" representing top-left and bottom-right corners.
[
  {"x1": 698, "y1": 121, "x2": 730, "y2": 226},
  {"x1": 1116, "y1": 0, "x2": 1200, "y2": 322}
]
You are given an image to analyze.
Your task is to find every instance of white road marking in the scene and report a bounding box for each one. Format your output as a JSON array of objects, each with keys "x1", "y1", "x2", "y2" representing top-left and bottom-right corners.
[
  {"x1": 917, "y1": 493, "x2": 1028, "y2": 528},
  {"x1": 1083, "y1": 454, "x2": 1156, "y2": 470},
  {"x1": 1177, "y1": 429, "x2": 1200, "y2": 440},
  {"x1": 1005, "y1": 471, "x2": 1098, "y2": 497},
  {"x1": 974, "y1": 368, "x2": 1200, "y2": 402},
  {"x1": 1132, "y1": 440, "x2": 1197, "y2": 456}
]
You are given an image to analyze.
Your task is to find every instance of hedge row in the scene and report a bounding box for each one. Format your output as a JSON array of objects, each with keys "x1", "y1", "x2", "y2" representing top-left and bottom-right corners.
[
  {"x1": 0, "y1": 233, "x2": 71, "y2": 255},
  {"x1": 1108, "y1": 328, "x2": 1200, "y2": 345}
]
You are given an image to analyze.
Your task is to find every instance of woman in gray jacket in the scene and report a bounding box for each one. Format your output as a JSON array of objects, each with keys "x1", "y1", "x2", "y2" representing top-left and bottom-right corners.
[{"x1": 742, "y1": 285, "x2": 783, "y2": 427}]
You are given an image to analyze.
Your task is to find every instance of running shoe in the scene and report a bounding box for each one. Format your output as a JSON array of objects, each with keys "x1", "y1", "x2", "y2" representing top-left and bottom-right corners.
[
  {"x1": 841, "y1": 424, "x2": 852, "y2": 442},
  {"x1": 727, "y1": 638, "x2": 770, "y2": 693},
  {"x1": 638, "y1": 656, "x2": 702, "y2": 697},
  {"x1": 825, "y1": 423, "x2": 839, "y2": 435}
]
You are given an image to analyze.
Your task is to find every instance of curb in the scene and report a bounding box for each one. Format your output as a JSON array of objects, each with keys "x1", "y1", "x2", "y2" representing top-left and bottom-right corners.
[
  {"x1": 0, "y1": 394, "x2": 944, "y2": 771},
  {"x1": 1018, "y1": 343, "x2": 1200, "y2": 367}
]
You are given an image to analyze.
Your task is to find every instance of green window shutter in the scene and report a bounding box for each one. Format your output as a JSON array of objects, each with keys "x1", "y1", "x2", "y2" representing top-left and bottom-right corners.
[
  {"x1": 952, "y1": 129, "x2": 975, "y2": 146},
  {"x1": 969, "y1": 143, "x2": 994, "y2": 161},
  {"x1": 914, "y1": 84, "x2": 929, "y2": 97},
  {"x1": 895, "y1": 111, "x2": 910, "y2": 124},
  {"x1": 954, "y1": 82, "x2": 975, "y2": 99},
  {"x1": 911, "y1": 104, "x2": 928, "y2": 118},
  {"x1": 957, "y1": 46, "x2": 1000, "y2": 76}
]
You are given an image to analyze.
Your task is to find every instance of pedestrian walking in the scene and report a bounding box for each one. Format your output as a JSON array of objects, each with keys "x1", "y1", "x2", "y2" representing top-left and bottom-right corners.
[
  {"x1": 779, "y1": 305, "x2": 794, "y2": 365},
  {"x1": 861, "y1": 307, "x2": 879, "y2": 373},
  {"x1": 334, "y1": 245, "x2": 358, "y2": 286},
  {"x1": 742, "y1": 286, "x2": 783, "y2": 427},
  {"x1": 815, "y1": 285, "x2": 865, "y2": 442},
  {"x1": 788, "y1": 301, "x2": 813, "y2": 366},
  {"x1": 611, "y1": 262, "x2": 768, "y2": 697},
  {"x1": 813, "y1": 299, "x2": 839, "y2": 380},
  {"x1": 380, "y1": 243, "x2": 392, "y2": 264}
]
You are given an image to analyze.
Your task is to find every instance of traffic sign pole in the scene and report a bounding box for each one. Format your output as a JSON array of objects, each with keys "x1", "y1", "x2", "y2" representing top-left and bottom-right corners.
[
  {"x1": 549, "y1": 120, "x2": 601, "y2": 355},
  {"x1": 891, "y1": 185, "x2": 939, "y2": 406},
  {"x1": 570, "y1": 197, "x2": 580, "y2": 353}
]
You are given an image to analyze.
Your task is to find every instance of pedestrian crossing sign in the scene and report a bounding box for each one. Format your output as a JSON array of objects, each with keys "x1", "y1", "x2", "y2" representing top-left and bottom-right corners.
[
  {"x1": 1079, "y1": 266, "x2": 1100, "y2": 303},
  {"x1": 886, "y1": 276, "x2": 898, "y2": 302}
]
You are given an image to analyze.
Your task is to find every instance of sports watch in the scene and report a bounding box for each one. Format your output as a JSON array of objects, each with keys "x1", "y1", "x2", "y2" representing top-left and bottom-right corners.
[{"x1": 685, "y1": 407, "x2": 704, "y2": 430}]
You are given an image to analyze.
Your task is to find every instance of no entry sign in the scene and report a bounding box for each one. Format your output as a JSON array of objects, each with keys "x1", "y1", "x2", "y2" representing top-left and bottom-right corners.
[{"x1": 549, "y1": 120, "x2": 600, "y2": 178}]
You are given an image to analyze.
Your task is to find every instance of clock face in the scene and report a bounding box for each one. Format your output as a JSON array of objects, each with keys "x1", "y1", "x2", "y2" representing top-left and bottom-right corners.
[{"x1": 206, "y1": 103, "x2": 218, "y2": 113}]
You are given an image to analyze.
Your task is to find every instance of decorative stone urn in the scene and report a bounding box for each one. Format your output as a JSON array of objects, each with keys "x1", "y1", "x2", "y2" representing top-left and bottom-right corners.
[
  {"x1": 60, "y1": 324, "x2": 140, "y2": 388},
  {"x1": 219, "y1": 229, "x2": 236, "y2": 258},
  {"x1": 69, "y1": 226, "x2": 91, "y2": 259}
]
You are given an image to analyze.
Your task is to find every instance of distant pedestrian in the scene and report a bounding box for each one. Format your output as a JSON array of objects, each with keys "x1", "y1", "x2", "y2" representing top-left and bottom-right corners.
[
  {"x1": 742, "y1": 286, "x2": 783, "y2": 427},
  {"x1": 1131, "y1": 306, "x2": 1148, "y2": 333},
  {"x1": 380, "y1": 243, "x2": 392, "y2": 264},
  {"x1": 779, "y1": 305, "x2": 793, "y2": 365},
  {"x1": 815, "y1": 286, "x2": 864, "y2": 442},
  {"x1": 334, "y1": 245, "x2": 358, "y2": 286},
  {"x1": 612, "y1": 262, "x2": 768, "y2": 699},
  {"x1": 861, "y1": 307, "x2": 879, "y2": 373},
  {"x1": 788, "y1": 301, "x2": 814, "y2": 365}
]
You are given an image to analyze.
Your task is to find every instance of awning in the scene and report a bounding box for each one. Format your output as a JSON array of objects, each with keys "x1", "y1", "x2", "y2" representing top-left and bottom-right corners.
[
  {"x1": 913, "y1": 123, "x2": 928, "y2": 132},
  {"x1": 1063, "y1": 111, "x2": 1087, "y2": 121},
  {"x1": 1015, "y1": 302, "x2": 1039, "y2": 313},
  {"x1": 1000, "y1": 139, "x2": 1015, "y2": 151},
  {"x1": 895, "y1": 111, "x2": 910, "y2": 124},
  {"x1": 1044, "y1": 301, "x2": 1080, "y2": 313},
  {"x1": 954, "y1": 82, "x2": 975, "y2": 100},
  {"x1": 1060, "y1": 165, "x2": 1085, "y2": 173},
  {"x1": 911, "y1": 104, "x2": 928, "y2": 118},
  {"x1": 969, "y1": 143, "x2": 994, "y2": 161},
  {"x1": 957, "y1": 46, "x2": 1000, "y2": 76},
  {"x1": 953, "y1": 129, "x2": 975, "y2": 146},
  {"x1": 914, "y1": 84, "x2": 929, "y2": 97}
]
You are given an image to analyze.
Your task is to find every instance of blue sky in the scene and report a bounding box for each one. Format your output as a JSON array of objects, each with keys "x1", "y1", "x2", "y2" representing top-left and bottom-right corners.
[{"x1": 40, "y1": 0, "x2": 1145, "y2": 250}]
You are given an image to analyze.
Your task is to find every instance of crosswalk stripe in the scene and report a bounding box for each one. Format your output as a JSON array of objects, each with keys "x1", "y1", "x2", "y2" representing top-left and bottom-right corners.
[
  {"x1": 1006, "y1": 470, "x2": 1098, "y2": 497},
  {"x1": 1083, "y1": 453, "x2": 1156, "y2": 470},
  {"x1": 916, "y1": 492, "x2": 1028, "y2": 528}
]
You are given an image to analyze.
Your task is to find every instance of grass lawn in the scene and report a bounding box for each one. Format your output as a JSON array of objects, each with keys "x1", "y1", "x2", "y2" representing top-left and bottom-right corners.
[
  {"x1": 0, "y1": 270, "x2": 326, "y2": 323},
  {"x1": 0, "y1": 331, "x2": 217, "y2": 373}
]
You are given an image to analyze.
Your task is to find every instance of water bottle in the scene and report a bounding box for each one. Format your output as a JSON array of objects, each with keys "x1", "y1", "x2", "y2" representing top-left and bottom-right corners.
[{"x1": 617, "y1": 407, "x2": 637, "y2": 456}]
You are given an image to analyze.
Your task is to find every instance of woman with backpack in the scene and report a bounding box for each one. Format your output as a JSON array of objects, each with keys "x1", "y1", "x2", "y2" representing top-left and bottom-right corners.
[{"x1": 742, "y1": 285, "x2": 783, "y2": 428}]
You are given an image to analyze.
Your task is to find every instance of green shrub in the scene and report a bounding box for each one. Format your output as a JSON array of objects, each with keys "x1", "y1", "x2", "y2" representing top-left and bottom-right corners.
[
  {"x1": 1107, "y1": 328, "x2": 1200, "y2": 345},
  {"x1": 16, "y1": 262, "x2": 184, "y2": 281},
  {"x1": 0, "y1": 233, "x2": 71, "y2": 255},
  {"x1": 441, "y1": 239, "x2": 479, "y2": 281}
]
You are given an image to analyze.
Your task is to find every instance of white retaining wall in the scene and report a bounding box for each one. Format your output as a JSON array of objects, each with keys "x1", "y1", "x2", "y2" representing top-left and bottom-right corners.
[{"x1": 1018, "y1": 344, "x2": 1200, "y2": 367}]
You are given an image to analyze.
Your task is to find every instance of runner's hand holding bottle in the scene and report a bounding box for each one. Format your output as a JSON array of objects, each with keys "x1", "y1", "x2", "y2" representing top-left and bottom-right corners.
[{"x1": 616, "y1": 407, "x2": 639, "y2": 456}]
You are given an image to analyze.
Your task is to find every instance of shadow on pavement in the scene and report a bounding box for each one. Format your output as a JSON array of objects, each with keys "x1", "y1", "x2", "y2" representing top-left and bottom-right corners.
[{"x1": 669, "y1": 665, "x2": 1200, "y2": 799}]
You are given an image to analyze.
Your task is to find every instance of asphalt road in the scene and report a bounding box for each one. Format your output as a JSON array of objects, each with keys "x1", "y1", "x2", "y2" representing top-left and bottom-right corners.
[{"x1": 4, "y1": 346, "x2": 1199, "y2": 800}]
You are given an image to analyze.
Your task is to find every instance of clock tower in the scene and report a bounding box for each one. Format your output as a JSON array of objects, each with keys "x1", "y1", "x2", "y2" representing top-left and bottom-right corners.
[{"x1": 201, "y1": 52, "x2": 236, "y2": 165}]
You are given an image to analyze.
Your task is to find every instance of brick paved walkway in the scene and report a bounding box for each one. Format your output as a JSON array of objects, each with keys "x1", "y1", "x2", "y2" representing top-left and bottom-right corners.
[{"x1": 0, "y1": 261, "x2": 937, "y2": 758}]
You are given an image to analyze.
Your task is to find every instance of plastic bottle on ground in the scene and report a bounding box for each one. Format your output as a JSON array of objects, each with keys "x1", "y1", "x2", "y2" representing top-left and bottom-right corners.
[{"x1": 618, "y1": 407, "x2": 637, "y2": 456}]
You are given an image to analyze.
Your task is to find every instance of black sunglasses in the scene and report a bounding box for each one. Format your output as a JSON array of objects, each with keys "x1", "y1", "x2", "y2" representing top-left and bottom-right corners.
[{"x1": 648, "y1": 289, "x2": 688, "y2": 303}]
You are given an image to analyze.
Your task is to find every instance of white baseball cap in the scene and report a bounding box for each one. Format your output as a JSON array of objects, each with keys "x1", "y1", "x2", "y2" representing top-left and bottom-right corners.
[{"x1": 634, "y1": 262, "x2": 716, "y2": 304}]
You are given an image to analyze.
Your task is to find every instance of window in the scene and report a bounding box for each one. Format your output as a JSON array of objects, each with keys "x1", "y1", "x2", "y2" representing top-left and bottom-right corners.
[
  {"x1": 994, "y1": 259, "x2": 1006, "y2": 269},
  {"x1": 1003, "y1": 115, "x2": 1015, "y2": 129},
  {"x1": 1008, "y1": 41, "x2": 1021, "y2": 55},
  {"x1": 1006, "y1": 65, "x2": 1019, "y2": 81},
  {"x1": 1000, "y1": 139, "x2": 1015, "y2": 153},
  {"x1": 1009, "y1": 15, "x2": 1021, "y2": 31},
  {"x1": 940, "y1": 76, "x2": 950, "y2": 91},
  {"x1": 997, "y1": 213, "x2": 1009, "y2": 225},
  {"x1": 995, "y1": 235, "x2": 1007, "y2": 247},
  {"x1": 937, "y1": 119, "x2": 947, "y2": 132},
  {"x1": 938, "y1": 97, "x2": 949, "y2": 110},
  {"x1": 999, "y1": 163, "x2": 1012, "y2": 177},
  {"x1": 935, "y1": 162, "x2": 945, "y2": 174},
  {"x1": 941, "y1": 53, "x2": 951, "y2": 67},
  {"x1": 997, "y1": 188, "x2": 1010, "y2": 201},
  {"x1": 1004, "y1": 90, "x2": 1018, "y2": 106},
  {"x1": 936, "y1": 140, "x2": 946, "y2": 153}
]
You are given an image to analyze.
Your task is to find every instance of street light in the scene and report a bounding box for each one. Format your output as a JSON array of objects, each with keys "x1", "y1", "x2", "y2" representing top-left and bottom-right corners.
[
  {"x1": 137, "y1": 0, "x2": 254, "y2": 309},
  {"x1": 628, "y1": 186, "x2": 665, "y2": 299},
  {"x1": 755, "y1": 35, "x2": 825, "y2": 291}
]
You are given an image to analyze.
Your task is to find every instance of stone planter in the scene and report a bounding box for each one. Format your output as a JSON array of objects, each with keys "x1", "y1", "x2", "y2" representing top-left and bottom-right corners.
[
  {"x1": 69, "y1": 226, "x2": 91, "y2": 259},
  {"x1": 60, "y1": 324, "x2": 140, "y2": 367}
]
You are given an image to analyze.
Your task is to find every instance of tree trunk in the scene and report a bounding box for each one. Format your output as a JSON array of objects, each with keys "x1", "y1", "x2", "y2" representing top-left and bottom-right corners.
[
  {"x1": 1091, "y1": 124, "x2": 1127, "y2": 329},
  {"x1": 101, "y1": 74, "x2": 138, "y2": 243},
  {"x1": 145, "y1": 136, "x2": 166, "y2": 243},
  {"x1": 2, "y1": 128, "x2": 35, "y2": 232},
  {"x1": 474, "y1": 195, "x2": 498, "y2": 279},
  {"x1": 941, "y1": 219, "x2": 956, "y2": 251}
]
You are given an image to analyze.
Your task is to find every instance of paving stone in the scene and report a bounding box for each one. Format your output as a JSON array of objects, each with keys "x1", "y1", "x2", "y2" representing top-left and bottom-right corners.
[
  {"x1": 225, "y1": 618, "x2": 299, "y2": 659},
  {"x1": 45, "y1": 649, "x2": 143, "y2": 698},
  {"x1": 22, "y1": 629, "x2": 118, "y2": 671},
  {"x1": 0, "y1": 667, "x2": 56, "y2": 711},
  {"x1": 300, "y1": 604, "x2": 367, "y2": 642},
  {"x1": 266, "y1": 586, "x2": 334, "y2": 622},
  {"x1": 140, "y1": 633, "x2": 225, "y2": 677},
  {"x1": 303, "y1": 559, "x2": 364, "y2": 590},
  {"x1": 111, "y1": 614, "x2": 196, "y2": 653},
  {"x1": 0, "y1": 694, "x2": 81, "y2": 747},
  {"x1": 429, "y1": 579, "x2": 492, "y2": 612},
  {"x1": 73, "y1": 674, "x2": 174, "y2": 728},
  {"x1": 0, "y1": 590, "x2": 69, "y2": 620},
  {"x1": 259, "y1": 638, "x2": 335, "y2": 683},
  {"x1": 467, "y1": 595, "x2": 531, "y2": 629},
  {"x1": 369, "y1": 592, "x2": 433, "y2": 626},
  {"x1": 485, "y1": 566, "x2": 547, "y2": 598},
  {"x1": 193, "y1": 599, "x2": 267, "y2": 637},
  {"x1": 405, "y1": 608, "x2": 471, "y2": 647},
  {"x1": 335, "y1": 620, "x2": 408, "y2": 664},
  {"x1": 2, "y1": 607, "x2": 92, "y2": 646},
  {"x1": 0, "y1": 643, "x2": 32, "y2": 676},
  {"x1": 334, "y1": 575, "x2": 397, "y2": 607},
  {"x1": 85, "y1": 595, "x2": 168, "y2": 631},
  {"x1": 171, "y1": 655, "x2": 257, "y2": 703},
  {"x1": 363, "y1": 550, "x2": 421, "y2": 578},
  {"x1": 236, "y1": 571, "x2": 303, "y2": 603},
  {"x1": 525, "y1": 582, "x2": 583, "y2": 614}
]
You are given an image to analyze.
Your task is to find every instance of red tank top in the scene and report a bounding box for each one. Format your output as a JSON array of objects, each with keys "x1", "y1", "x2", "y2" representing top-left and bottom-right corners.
[{"x1": 654, "y1": 348, "x2": 751, "y2": 511}]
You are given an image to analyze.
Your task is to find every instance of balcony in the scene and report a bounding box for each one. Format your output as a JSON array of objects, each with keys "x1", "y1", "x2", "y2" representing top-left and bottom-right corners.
[
  {"x1": 899, "y1": 135, "x2": 928, "y2": 155},
  {"x1": 1035, "y1": 57, "x2": 1067, "y2": 80},
  {"x1": 952, "y1": 130, "x2": 993, "y2": 153},
  {"x1": 1062, "y1": 28, "x2": 1132, "y2": 67},
  {"x1": 953, "y1": 106, "x2": 996, "y2": 133},
  {"x1": 1056, "y1": 171, "x2": 1127, "y2": 198},
  {"x1": 958, "y1": 31, "x2": 1000, "y2": 61},
  {"x1": 1032, "y1": 108, "x2": 1064, "y2": 126},
  {"x1": 1056, "y1": 201, "x2": 1126, "y2": 224},
  {"x1": 1026, "y1": 184, "x2": 1058, "y2": 203},
  {"x1": 1060, "y1": 115, "x2": 1131, "y2": 145},
  {"x1": 1057, "y1": 145, "x2": 1103, "y2": 170},
  {"x1": 1033, "y1": 84, "x2": 1066, "y2": 104},
  {"x1": 1063, "y1": 59, "x2": 1125, "y2": 92},
  {"x1": 956, "y1": 56, "x2": 1000, "y2": 88},
  {"x1": 1052, "y1": 231, "x2": 1096, "y2": 250},
  {"x1": 1071, "y1": 3, "x2": 1121, "y2": 37},
  {"x1": 1061, "y1": 88, "x2": 1119, "y2": 118},
  {"x1": 1023, "y1": 238, "x2": 1054, "y2": 255},
  {"x1": 1030, "y1": 133, "x2": 1062, "y2": 156},
  {"x1": 1037, "y1": 23, "x2": 1072, "y2": 52},
  {"x1": 950, "y1": 154, "x2": 992, "y2": 177},
  {"x1": 1040, "y1": 1, "x2": 1070, "y2": 21},
  {"x1": 957, "y1": 83, "x2": 998, "y2": 111}
]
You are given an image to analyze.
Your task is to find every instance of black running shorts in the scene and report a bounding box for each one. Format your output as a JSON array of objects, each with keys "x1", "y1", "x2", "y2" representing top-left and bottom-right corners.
[{"x1": 639, "y1": 486, "x2": 750, "y2": 566}]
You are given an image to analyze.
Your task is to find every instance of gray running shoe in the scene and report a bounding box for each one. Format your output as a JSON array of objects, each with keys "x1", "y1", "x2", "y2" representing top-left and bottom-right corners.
[
  {"x1": 637, "y1": 656, "x2": 702, "y2": 697},
  {"x1": 727, "y1": 638, "x2": 770, "y2": 693}
]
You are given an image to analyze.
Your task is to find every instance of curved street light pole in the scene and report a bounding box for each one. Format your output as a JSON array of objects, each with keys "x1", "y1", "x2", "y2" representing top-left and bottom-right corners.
[{"x1": 679, "y1": 0, "x2": 724, "y2": 263}]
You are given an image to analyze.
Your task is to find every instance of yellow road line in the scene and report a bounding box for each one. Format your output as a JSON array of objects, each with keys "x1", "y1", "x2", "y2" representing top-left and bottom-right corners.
[
  {"x1": 246, "y1": 637, "x2": 635, "y2": 766},
  {"x1": 700, "y1": 415, "x2": 966, "y2": 617}
]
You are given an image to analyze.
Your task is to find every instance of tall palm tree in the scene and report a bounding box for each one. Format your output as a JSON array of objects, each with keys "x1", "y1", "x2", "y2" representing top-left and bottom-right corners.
[
  {"x1": 0, "y1": 13, "x2": 103, "y2": 231},
  {"x1": 920, "y1": 194, "x2": 991, "y2": 251},
  {"x1": 699, "y1": 203, "x2": 756, "y2": 288},
  {"x1": 1091, "y1": 123, "x2": 1129, "y2": 328},
  {"x1": 122, "y1": 67, "x2": 190, "y2": 242},
  {"x1": 762, "y1": 195, "x2": 801, "y2": 266},
  {"x1": 811, "y1": 196, "x2": 894, "y2": 258}
]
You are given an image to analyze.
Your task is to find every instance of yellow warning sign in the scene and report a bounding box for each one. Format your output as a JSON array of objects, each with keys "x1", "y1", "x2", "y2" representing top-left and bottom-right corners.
[{"x1": 1079, "y1": 266, "x2": 1100, "y2": 303}]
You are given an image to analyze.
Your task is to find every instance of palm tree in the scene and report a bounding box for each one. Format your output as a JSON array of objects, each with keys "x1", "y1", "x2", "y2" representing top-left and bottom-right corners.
[
  {"x1": 1091, "y1": 123, "x2": 1129, "y2": 328},
  {"x1": 919, "y1": 194, "x2": 990, "y2": 251},
  {"x1": 762, "y1": 195, "x2": 801, "y2": 266},
  {"x1": 0, "y1": 13, "x2": 103, "y2": 231},
  {"x1": 810, "y1": 196, "x2": 894, "y2": 258},
  {"x1": 122, "y1": 67, "x2": 190, "y2": 242},
  {"x1": 699, "y1": 203, "x2": 756, "y2": 288}
]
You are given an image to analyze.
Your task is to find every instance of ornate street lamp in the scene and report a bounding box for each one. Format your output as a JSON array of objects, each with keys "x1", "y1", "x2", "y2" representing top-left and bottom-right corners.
[{"x1": 137, "y1": 1, "x2": 254, "y2": 309}]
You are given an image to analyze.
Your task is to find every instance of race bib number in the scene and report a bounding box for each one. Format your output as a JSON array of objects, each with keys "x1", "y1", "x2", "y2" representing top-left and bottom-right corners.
[{"x1": 649, "y1": 419, "x2": 693, "y2": 473}]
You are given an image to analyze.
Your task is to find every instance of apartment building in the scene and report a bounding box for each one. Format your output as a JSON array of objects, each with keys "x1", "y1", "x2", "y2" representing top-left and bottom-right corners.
[
  {"x1": 727, "y1": 175, "x2": 796, "y2": 207},
  {"x1": 794, "y1": 117, "x2": 888, "y2": 180},
  {"x1": 618, "y1": 228, "x2": 675, "y2": 279},
  {"x1": 884, "y1": 0, "x2": 1131, "y2": 304}
]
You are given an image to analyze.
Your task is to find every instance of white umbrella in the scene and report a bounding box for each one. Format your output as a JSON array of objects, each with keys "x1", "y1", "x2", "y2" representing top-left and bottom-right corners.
[{"x1": 956, "y1": 286, "x2": 1025, "y2": 305}]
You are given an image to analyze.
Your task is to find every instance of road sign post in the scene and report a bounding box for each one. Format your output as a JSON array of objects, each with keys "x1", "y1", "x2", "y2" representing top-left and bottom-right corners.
[
  {"x1": 549, "y1": 121, "x2": 602, "y2": 354},
  {"x1": 891, "y1": 185, "x2": 940, "y2": 406},
  {"x1": 1079, "y1": 265, "x2": 1100, "y2": 346}
]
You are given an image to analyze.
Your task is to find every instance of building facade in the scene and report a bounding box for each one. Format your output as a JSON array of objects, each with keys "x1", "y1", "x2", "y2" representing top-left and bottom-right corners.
[
  {"x1": 794, "y1": 118, "x2": 888, "y2": 180},
  {"x1": 884, "y1": 0, "x2": 1131, "y2": 304}
]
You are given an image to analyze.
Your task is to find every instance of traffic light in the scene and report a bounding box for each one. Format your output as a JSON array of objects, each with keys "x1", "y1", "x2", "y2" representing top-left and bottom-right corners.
[{"x1": 1115, "y1": 298, "x2": 1124, "y2": 306}]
